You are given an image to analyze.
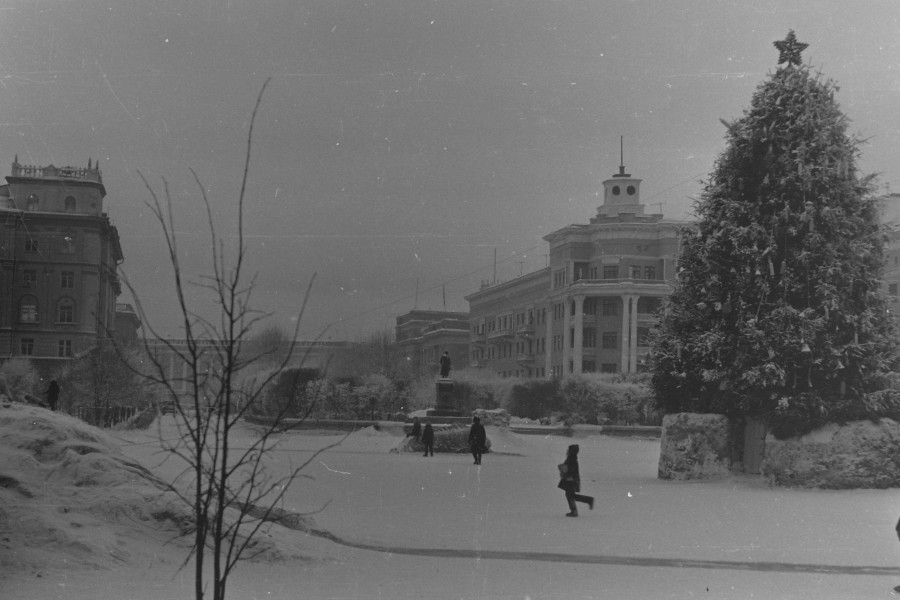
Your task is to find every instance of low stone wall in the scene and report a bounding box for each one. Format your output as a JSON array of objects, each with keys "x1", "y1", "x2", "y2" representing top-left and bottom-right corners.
[
  {"x1": 762, "y1": 419, "x2": 900, "y2": 489},
  {"x1": 658, "y1": 413, "x2": 734, "y2": 480}
]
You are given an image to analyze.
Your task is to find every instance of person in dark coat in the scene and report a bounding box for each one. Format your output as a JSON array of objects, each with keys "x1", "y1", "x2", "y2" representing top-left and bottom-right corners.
[
  {"x1": 557, "y1": 444, "x2": 594, "y2": 517},
  {"x1": 46, "y1": 380, "x2": 60, "y2": 412},
  {"x1": 468, "y1": 416, "x2": 486, "y2": 465},
  {"x1": 439, "y1": 351, "x2": 452, "y2": 378},
  {"x1": 408, "y1": 417, "x2": 422, "y2": 441},
  {"x1": 422, "y1": 422, "x2": 435, "y2": 457}
]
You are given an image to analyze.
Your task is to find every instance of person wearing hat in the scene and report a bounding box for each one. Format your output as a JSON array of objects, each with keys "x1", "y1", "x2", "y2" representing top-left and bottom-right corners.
[{"x1": 557, "y1": 444, "x2": 594, "y2": 517}]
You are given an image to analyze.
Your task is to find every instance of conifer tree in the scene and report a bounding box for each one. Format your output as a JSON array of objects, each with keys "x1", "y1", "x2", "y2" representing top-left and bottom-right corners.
[{"x1": 650, "y1": 31, "x2": 899, "y2": 438}]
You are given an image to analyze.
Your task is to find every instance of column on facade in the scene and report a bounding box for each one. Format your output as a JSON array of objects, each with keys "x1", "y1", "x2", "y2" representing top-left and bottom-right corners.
[
  {"x1": 562, "y1": 297, "x2": 571, "y2": 375},
  {"x1": 619, "y1": 295, "x2": 630, "y2": 373},
  {"x1": 545, "y1": 305, "x2": 553, "y2": 378},
  {"x1": 629, "y1": 294, "x2": 640, "y2": 374},
  {"x1": 572, "y1": 295, "x2": 584, "y2": 375}
]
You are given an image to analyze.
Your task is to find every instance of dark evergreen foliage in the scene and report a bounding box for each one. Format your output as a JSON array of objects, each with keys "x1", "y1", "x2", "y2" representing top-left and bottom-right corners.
[
  {"x1": 508, "y1": 379, "x2": 563, "y2": 420},
  {"x1": 651, "y1": 37, "x2": 899, "y2": 438}
]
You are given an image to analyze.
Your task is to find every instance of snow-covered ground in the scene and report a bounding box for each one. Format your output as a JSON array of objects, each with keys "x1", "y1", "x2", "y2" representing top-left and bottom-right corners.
[{"x1": 3, "y1": 404, "x2": 900, "y2": 599}]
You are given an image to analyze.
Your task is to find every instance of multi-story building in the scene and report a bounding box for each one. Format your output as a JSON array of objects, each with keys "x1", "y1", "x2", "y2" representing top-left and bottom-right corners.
[
  {"x1": 0, "y1": 159, "x2": 124, "y2": 375},
  {"x1": 394, "y1": 309, "x2": 469, "y2": 377},
  {"x1": 466, "y1": 161, "x2": 688, "y2": 378}
]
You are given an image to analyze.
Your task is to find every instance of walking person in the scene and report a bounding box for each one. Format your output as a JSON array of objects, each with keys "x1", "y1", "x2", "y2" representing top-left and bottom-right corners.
[
  {"x1": 468, "y1": 416, "x2": 486, "y2": 465},
  {"x1": 439, "y1": 351, "x2": 452, "y2": 378},
  {"x1": 557, "y1": 444, "x2": 594, "y2": 517},
  {"x1": 422, "y1": 422, "x2": 434, "y2": 457},
  {"x1": 46, "y1": 380, "x2": 60, "y2": 412}
]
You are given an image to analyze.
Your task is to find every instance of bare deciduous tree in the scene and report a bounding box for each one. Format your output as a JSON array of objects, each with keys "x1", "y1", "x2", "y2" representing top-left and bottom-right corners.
[{"x1": 122, "y1": 80, "x2": 340, "y2": 600}]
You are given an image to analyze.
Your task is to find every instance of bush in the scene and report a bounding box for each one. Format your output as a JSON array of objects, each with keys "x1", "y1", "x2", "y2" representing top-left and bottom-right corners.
[
  {"x1": 507, "y1": 379, "x2": 564, "y2": 420},
  {"x1": 560, "y1": 374, "x2": 657, "y2": 425},
  {"x1": 256, "y1": 367, "x2": 321, "y2": 418},
  {"x1": 0, "y1": 358, "x2": 40, "y2": 401}
]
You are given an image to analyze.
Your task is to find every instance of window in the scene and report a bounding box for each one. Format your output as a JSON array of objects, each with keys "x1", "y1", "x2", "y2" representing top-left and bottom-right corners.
[
  {"x1": 582, "y1": 361, "x2": 596, "y2": 373},
  {"x1": 583, "y1": 329, "x2": 596, "y2": 348},
  {"x1": 583, "y1": 298, "x2": 596, "y2": 316},
  {"x1": 23, "y1": 269, "x2": 36, "y2": 287},
  {"x1": 61, "y1": 271, "x2": 74, "y2": 288},
  {"x1": 631, "y1": 266, "x2": 642, "y2": 279},
  {"x1": 638, "y1": 297, "x2": 661, "y2": 314},
  {"x1": 637, "y1": 327, "x2": 650, "y2": 346},
  {"x1": 553, "y1": 270, "x2": 567, "y2": 288},
  {"x1": 553, "y1": 303, "x2": 565, "y2": 320},
  {"x1": 603, "y1": 266, "x2": 618, "y2": 280},
  {"x1": 27, "y1": 194, "x2": 39, "y2": 211},
  {"x1": 644, "y1": 266, "x2": 656, "y2": 280},
  {"x1": 57, "y1": 298, "x2": 75, "y2": 323},
  {"x1": 58, "y1": 339, "x2": 73, "y2": 358},
  {"x1": 601, "y1": 363, "x2": 618, "y2": 373},
  {"x1": 19, "y1": 296, "x2": 38, "y2": 322},
  {"x1": 602, "y1": 299, "x2": 618, "y2": 316},
  {"x1": 20, "y1": 338, "x2": 34, "y2": 356},
  {"x1": 61, "y1": 233, "x2": 75, "y2": 254},
  {"x1": 64, "y1": 196, "x2": 76, "y2": 212},
  {"x1": 574, "y1": 262, "x2": 590, "y2": 281},
  {"x1": 25, "y1": 238, "x2": 38, "y2": 254},
  {"x1": 891, "y1": 283, "x2": 899, "y2": 297},
  {"x1": 602, "y1": 332, "x2": 617, "y2": 349}
]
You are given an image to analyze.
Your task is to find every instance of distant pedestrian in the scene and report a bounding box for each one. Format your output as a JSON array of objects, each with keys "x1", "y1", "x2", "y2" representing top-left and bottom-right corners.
[
  {"x1": 46, "y1": 380, "x2": 60, "y2": 412},
  {"x1": 468, "y1": 416, "x2": 486, "y2": 465},
  {"x1": 408, "y1": 416, "x2": 422, "y2": 441},
  {"x1": 439, "y1": 351, "x2": 452, "y2": 378},
  {"x1": 557, "y1": 444, "x2": 594, "y2": 517},
  {"x1": 422, "y1": 422, "x2": 434, "y2": 457}
]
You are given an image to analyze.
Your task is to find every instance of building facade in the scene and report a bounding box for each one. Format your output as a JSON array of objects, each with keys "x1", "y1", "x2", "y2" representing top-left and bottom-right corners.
[
  {"x1": 394, "y1": 309, "x2": 469, "y2": 377},
  {"x1": 466, "y1": 163, "x2": 687, "y2": 378},
  {"x1": 0, "y1": 159, "x2": 124, "y2": 375}
]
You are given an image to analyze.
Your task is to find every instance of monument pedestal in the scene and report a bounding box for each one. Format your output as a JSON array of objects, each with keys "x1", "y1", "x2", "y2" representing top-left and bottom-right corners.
[{"x1": 426, "y1": 378, "x2": 462, "y2": 418}]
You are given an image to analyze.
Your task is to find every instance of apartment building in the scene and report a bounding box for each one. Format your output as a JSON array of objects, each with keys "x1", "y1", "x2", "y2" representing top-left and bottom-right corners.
[{"x1": 0, "y1": 159, "x2": 124, "y2": 375}]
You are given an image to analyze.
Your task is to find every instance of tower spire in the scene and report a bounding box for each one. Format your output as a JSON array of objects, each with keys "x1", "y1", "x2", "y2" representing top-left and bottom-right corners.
[{"x1": 614, "y1": 136, "x2": 631, "y2": 178}]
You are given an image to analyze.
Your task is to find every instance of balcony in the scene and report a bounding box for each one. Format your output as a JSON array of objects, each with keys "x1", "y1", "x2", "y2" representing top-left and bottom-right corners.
[
  {"x1": 516, "y1": 323, "x2": 535, "y2": 337},
  {"x1": 516, "y1": 353, "x2": 535, "y2": 364},
  {"x1": 487, "y1": 328, "x2": 514, "y2": 340}
]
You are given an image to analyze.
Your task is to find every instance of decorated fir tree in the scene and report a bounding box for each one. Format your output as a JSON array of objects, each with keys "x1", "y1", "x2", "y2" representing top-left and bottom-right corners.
[{"x1": 650, "y1": 31, "x2": 899, "y2": 438}]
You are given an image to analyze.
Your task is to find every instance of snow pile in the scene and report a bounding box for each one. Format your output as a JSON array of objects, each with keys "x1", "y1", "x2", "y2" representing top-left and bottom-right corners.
[{"x1": 0, "y1": 402, "x2": 191, "y2": 574}]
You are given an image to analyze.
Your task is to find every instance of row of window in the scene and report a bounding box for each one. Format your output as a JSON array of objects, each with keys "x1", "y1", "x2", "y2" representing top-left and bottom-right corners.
[
  {"x1": 553, "y1": 265, "x2": 659, "y2": 289},
  {"x1": 497, "y1": 367, "x2": 548, "y2": 378},
  {"x1": 473, "y1": 307, "x2": 548, "y2": 336},
  {"x1": 19, "y1": 338, "x2": 73, "y2": 357},
  {"x1": 22, "y1": 269, "x2": 75, "y2": 288},
  {"x1": 20, "y1": 234, "x2": 77, "y2": 255},
  {"x1": 18, "y1": 295, "x2": 77, "y2": 323},
  {"x1": 23, "y1": 194, "x2": 78, "y2": 212},
  {"x1": 477, "y1": 327, "x2": 651, "y2": 359}
]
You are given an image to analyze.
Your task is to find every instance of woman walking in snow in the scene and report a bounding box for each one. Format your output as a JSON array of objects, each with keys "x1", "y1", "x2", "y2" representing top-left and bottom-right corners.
[{"x1": 557, "y1": 444, "x2": 594, "y2": 517}]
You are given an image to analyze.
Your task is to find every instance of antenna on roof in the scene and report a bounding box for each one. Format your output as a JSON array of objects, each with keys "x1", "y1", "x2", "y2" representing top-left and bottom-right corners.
[{"x1": 618, "y1": 135, "x2": 626, "y2": 176}]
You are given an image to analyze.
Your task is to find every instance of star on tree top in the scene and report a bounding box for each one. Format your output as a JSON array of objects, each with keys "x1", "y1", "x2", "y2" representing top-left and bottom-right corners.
[{"x1": 774, "y1": 30, "x2": 808, "y2": 66}]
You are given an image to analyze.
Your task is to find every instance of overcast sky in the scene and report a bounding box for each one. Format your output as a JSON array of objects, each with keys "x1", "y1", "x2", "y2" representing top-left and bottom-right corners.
[{"x1": 2, "y1": 0, "x2": 898, "y2": 340}]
